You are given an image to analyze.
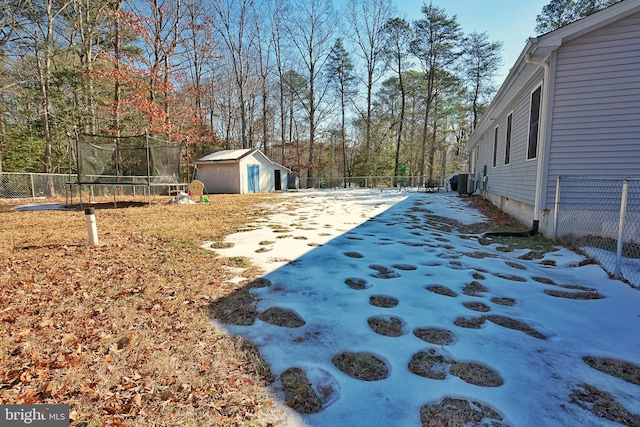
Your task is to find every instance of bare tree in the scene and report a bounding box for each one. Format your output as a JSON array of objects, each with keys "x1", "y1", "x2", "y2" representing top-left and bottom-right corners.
[
  {"x1": 19, "y1": 0, "x2": 72, "y2": 174},
  {"x1": 345, "y1": 0, "x2": 394, "y2": 186},
  {"x1": 286, "y1": 0, "x2": 336, "y2": 187},
  {"x1": 63, "y1": 0, "x2": 112, "y2": 134},
  {"x1": 251, "y1": 1, "x2": 273, "y2": 155},
  {"x1": 182, "y1": 0, "x2": 217, "y2": 141},
  {"x1": 210, "y1": 0, "x2": 255, "y2": 148},
  {"x1": 269, "y1": 0, "x2": 291, "y2": 165}
]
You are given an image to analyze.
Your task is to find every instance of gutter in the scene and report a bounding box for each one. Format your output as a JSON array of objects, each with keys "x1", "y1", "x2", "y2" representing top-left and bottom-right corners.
[{"x1": 524, "y1": 49, "x2": 552, "y2": 236}]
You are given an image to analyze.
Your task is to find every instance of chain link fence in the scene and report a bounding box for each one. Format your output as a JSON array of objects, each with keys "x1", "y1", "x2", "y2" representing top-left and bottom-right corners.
[
  {"x1": 2, "y1": 173, "x2": 454, "y2": 202},
  {"x1": 554, "y1": 176, "x2": 640, "y2": 287},
  {"x1": 300, "y1": 175, "x2": 449, "y2": 191},
  {"x1": 0, "y1": 172, "x2": 184, "y2": 203},
  {"x1": 0, "y1": 172, "x2": 72, "y2": 199}
]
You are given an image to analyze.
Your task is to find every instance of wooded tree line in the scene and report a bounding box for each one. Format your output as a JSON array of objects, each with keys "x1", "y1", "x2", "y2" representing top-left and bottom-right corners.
[{"x1": 0, "y1": 0, "x2": 614, "y2": 185}]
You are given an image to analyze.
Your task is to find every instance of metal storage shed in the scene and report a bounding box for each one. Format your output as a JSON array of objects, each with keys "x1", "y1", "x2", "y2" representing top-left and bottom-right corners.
[{"x1": 193, "y1": 149, "x2": 290, "y2": 194}]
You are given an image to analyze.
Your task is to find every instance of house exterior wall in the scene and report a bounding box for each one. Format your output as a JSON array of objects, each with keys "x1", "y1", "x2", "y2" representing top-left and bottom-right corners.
[
  {"x1": 196, "y1": 162, "x2": 240, "y2": 194},
  {"x1": 472, "y1": 69, "x2": 545, "y2": 227},
  {"x1": 545, "y1": 12, "x2": 640, "y2": 208},
  {"x1": 467, "y1": 4, "x2": 640, "y2": 237}
]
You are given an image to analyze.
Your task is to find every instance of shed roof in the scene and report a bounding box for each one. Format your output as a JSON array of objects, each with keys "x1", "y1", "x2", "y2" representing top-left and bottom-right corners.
[
  {"x1": 193, "y1": 148, "x2": 291, "y2": 172},
  {"x1": 466, "y1": 0, "x2": 640, "y2": 151},
  {"x1": 194, "y1": 149, "x2": 255, "y2": 162}
]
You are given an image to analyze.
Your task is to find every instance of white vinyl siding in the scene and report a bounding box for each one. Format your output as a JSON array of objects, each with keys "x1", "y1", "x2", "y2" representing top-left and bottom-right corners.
[
  {"x1": 473, "y1": 72, "x2": 544, "y2": 206},
  {"x1": 545, "y1": 12, "x2": 640, "y2": 207}
]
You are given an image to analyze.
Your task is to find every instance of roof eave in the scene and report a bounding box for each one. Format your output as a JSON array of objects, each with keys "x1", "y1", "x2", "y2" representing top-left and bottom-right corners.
[{"x1": 466, "y1": 0, "x2": 640, "y2": 151}]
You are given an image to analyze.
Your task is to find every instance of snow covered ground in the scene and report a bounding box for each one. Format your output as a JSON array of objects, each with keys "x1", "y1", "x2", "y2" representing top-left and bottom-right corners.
[{"x1": 205, "y1": 188, "x2": 640, "y2": 427}]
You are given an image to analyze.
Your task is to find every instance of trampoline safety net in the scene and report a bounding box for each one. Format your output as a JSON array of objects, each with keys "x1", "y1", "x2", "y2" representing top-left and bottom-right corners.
[{"x1": 75, "y1": 133, "x2": 182, "y2": 185}]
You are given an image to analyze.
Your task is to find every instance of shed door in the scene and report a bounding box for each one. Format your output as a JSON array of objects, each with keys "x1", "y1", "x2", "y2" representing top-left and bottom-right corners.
[
  {"x1": 247, "y1": 164, "x2": 259, "y2": 193},
  {"x1": 274, "y1": 170, "x2": 282, "y2": 191}
]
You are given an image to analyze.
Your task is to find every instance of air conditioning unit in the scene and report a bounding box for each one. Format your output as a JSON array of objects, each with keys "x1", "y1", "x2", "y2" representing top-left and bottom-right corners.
[{"x1": 457, "y1": 173, "x2": 470, "y2": 196}]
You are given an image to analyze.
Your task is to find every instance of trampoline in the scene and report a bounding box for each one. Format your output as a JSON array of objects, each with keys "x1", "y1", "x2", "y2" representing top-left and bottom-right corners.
[{"x1": 66, "y1": 131, "x2": 187, "y2": 206}]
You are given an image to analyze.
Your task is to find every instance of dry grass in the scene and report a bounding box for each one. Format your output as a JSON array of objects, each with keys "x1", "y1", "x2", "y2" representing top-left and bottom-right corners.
[
  {"x1": 258, "y1": 308, "x2": 305, "y2": 328},
  {"x1": 453, "y1": 315, "x2": 547, "y2": 340},
  {"x1": 279, "y1": 367, "x2": 323, "y2": 414},
  {"x1": 583, "y1": 357, "x2": 640, "y2": 386},
  {"x1": 426, "y1": 285, "x2": 458, "y2": 297},
  {"x1": 0, "y1": 194, "x2": 285, "y2": 426},
  {"x1": 369, "y1": 295, "x2": 398, "y2": 308},
  {"x1": 420, "y1": 397, "x2": 504, "y2": 427},
  {"x1": 570, "y1": 383, "x2": 640, "y2": 425},
  {"x1": 367, "y1": 316, "x2": 407, "y2": 337},
  {"x1": 344, "y1": 277, "x2": 371, "y2": 290},
  {"x1": 462, "y1": 301, "x2": 491, "y2": 312},
  {"x1": 331, "y1": 352, "x2": 389, "y2": 381},
  {"x1": 412, "y1": 328, "x2": 456, "y2": 346}
]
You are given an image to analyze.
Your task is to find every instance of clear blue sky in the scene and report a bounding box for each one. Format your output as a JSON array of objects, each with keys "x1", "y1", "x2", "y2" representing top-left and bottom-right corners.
[{"x1": 394, "y1": 0, "x2": 550, "y2": 85}]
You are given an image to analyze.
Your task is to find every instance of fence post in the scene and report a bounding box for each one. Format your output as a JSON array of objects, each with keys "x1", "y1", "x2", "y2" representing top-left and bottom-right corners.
[
  {"x1": 553, "y1": 175, "x2": 561, "y2": 239},
  {"x1": 614, "y1": 179, "x2": 629, "y2": 279},
  {"x1": 30, "y1": 173, "x2": 35, "y2": 199}
]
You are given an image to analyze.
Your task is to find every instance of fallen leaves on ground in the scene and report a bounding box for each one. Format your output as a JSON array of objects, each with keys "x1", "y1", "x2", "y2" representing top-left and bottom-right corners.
[{"x1": 0, "y1": 195, "x2": 280, "y2": 426}]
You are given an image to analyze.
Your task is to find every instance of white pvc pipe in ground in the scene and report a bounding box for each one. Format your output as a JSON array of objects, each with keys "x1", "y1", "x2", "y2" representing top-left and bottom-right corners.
[{"x1": 85, "y1": 207, "x2": 99, "y2": 246}]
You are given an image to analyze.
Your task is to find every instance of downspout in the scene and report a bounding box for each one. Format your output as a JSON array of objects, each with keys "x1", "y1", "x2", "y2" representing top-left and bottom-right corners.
[
  {"x1": 485, "y1": 48, "x2": 551, "y2": 238},
  {"x1": 524, "y1": 51, "x2": 551, "y2": 236}
]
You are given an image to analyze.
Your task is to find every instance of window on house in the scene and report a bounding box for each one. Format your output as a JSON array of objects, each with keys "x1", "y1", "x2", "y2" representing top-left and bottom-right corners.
[
  {"x1": 505, "y1": 113, "x2": 512, "y2": 164},
  {"x1": 493, "y1": 126, "x2": 498, "y2": 167},
  {"x1": 527, "y1": 86, "x2": 542, "y2": 160}
]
